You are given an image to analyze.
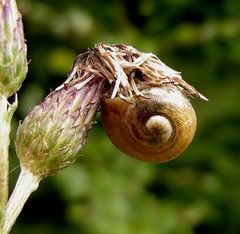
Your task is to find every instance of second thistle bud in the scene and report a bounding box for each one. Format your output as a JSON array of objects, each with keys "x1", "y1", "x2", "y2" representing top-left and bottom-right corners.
[
  {"x1": 16, "y1": 76, "x2": 106, "y2": 179},
  {"x1": 0, "y1": 0, "x2": 28, "y2": 97}
]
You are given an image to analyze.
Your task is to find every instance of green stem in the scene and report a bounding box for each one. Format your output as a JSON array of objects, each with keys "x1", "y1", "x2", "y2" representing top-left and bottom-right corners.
[
  {"x1": 3, "y1": 167, "x2": 40, "y2": 234},
  {"x1": 0, "y1": 94, "x2": 11, "y2": 231}
]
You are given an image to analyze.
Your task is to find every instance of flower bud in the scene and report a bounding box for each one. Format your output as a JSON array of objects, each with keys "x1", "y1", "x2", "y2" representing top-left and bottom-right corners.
[
  {"x1": 16, "y1": 43, "x2": 207, "y2": 179},
  {"x1": 16, "y1": 73, "x2": 106, "y2": 179},
  {"x1": 0, "y1": 0, "x2": 28, "y2": 97}
]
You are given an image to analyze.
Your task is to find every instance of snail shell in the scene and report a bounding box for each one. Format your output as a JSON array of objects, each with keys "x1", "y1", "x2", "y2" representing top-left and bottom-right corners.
[{"x1": 101, "y1": 86, "x2": 197, "y2": 163}]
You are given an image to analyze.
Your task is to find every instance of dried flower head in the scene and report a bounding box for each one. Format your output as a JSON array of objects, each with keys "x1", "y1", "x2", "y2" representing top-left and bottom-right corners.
[{"x1": 69, "y1": 44, "x2": 208, "y2": 100}]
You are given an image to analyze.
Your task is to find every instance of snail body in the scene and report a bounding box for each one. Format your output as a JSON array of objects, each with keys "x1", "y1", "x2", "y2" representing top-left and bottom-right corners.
[{"x1": 101, "y1": 86, "x2": 197, "y2": 163}]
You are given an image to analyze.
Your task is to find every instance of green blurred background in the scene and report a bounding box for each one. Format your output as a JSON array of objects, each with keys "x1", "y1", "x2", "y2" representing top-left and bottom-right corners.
[{"x1": 9, "y1": 0, "x2": 240, "y2": 233}]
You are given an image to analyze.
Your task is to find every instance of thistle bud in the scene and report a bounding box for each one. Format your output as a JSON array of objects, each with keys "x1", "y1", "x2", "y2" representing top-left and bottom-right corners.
[
  {"x1": 0, "y1": 0, "x2": 27, "y2": 97},
  {"x1": 16, "y1": 61, "x2": 106, "y2": 179},
  {"x1": 16, "y1": 44, "x2": 207, "y2": 179}
]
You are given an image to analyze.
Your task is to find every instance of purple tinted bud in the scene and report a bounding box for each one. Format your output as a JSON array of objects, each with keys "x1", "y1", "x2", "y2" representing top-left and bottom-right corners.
[{"x1": 16, "y1": 71, "x2": 106, "y2": 179}]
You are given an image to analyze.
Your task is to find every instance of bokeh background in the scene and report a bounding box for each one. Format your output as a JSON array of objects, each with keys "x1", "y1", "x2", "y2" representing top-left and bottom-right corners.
[{"x1": 9, "y1": 0, "x2": 240, "y2": 233}]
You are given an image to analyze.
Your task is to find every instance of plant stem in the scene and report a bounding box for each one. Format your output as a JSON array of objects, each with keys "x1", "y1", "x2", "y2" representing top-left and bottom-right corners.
[
  {"x1": 3, "y1": 167, "x2": 40, "y2": 234},
  {"x1": 0, "y1": 95, "x2": 11, "y2": 230}
]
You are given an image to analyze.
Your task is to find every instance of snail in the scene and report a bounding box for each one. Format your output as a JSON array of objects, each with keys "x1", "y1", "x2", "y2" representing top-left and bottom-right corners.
[{"x1": 101, "y1": 85, "x2": 197, "y2": 163}]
